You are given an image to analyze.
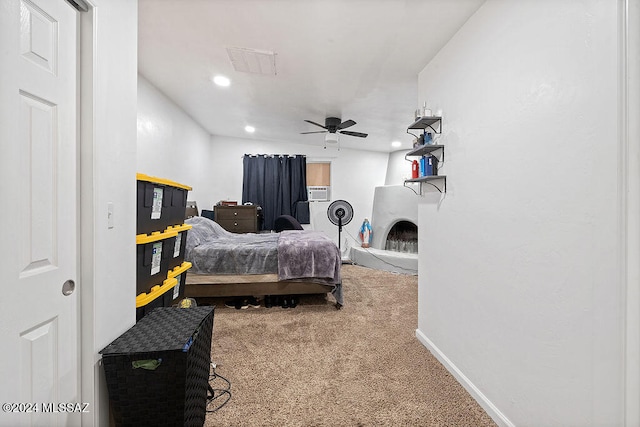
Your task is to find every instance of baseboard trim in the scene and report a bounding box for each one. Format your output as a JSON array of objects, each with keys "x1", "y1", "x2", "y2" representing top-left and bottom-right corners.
[{"x1": 415, "y1": 328, "x2": 515, "y2": 427}]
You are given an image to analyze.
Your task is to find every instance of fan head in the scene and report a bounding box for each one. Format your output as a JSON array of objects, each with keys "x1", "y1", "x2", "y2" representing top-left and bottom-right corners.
[
  {"x1": 323, "y1": 117, "x2": 342, "y2": 133},
  {"x1": 301, "y1": 117, "x2": 368, "y2": 138},
  {"x1": 327, "y1": 200, "x2": 354, "y2": 226}
]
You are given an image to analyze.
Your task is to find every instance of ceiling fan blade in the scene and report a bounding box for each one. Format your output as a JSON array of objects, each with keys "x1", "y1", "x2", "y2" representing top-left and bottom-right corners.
[
  {"x1": 300, "y1": 131, "x2": 328, "y2": 134},
  {"x1": 304, "y1": 120, "x2": 327, "y2": 129},
  {"x1": 338, "y1": 119, "x2": 356, "y2": 130},
  {"x1": 340, "y1": 130, "x2": 368, "y2": 138}
]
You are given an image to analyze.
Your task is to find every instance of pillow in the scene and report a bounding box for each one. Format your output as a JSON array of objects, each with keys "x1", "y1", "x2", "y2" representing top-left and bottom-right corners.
[{"x1": 185, "y1": 216, "x2": 233, "y2": 256}]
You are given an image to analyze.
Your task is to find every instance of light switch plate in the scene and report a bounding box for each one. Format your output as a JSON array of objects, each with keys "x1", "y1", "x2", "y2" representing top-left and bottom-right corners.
[{"x1": 107, "y1": 202, "x2": 114, "y2": 229}]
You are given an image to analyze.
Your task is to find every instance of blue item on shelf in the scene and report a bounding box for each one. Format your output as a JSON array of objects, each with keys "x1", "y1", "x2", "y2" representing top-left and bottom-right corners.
[{"x1": 425, "y1": 156, "x2": 434, "y2": 176}]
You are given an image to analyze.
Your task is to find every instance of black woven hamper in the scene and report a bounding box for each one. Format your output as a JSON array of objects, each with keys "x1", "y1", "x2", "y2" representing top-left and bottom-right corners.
[{"x1": 100, "y1": 307, "x2": 214, "y2": 427}]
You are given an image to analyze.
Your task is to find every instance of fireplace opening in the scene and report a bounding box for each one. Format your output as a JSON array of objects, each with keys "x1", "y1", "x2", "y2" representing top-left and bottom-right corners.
[{"x1": 384, "y1": 220, "x2": 418, "y2": 253}]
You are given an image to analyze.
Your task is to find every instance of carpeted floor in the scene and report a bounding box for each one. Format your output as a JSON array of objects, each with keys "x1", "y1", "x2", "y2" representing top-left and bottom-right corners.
[{"x1": 203, "y1": 264, "x2": 496, "y2": 427}]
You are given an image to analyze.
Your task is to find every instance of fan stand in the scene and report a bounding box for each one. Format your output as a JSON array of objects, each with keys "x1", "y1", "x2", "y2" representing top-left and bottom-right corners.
[
  {"x1": 337, "y1": 216, "x2": 343, "y2": 253},
  {"x1": 333, "y1": 206, "x2": 349, "y2": 254},
  {"x1": 336, "y1": 216, "x2": 354, "y2": 265}
]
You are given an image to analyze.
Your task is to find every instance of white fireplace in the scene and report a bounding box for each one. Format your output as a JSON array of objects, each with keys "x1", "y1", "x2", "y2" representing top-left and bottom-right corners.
[{"x1": 350, "y1": 185, "x2": 419, "y2": 274}]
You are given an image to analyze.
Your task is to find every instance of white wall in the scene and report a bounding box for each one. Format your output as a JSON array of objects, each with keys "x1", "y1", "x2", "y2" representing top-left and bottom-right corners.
[
  {"x1": 137, "y1": 74, "x2": 215, "y2": 207},
  {"x1": 80, "y1": 1, "x2": 138, "y2": 425},
  {"x1": 625, "y1": 2, "x2": 640, "y2": 424},
  {"x1": 385, "y1": 149, "x2": 411, "y2": 185},
  {"x1": 415, "y1": 1, "x2": 623, "y2": 426}
]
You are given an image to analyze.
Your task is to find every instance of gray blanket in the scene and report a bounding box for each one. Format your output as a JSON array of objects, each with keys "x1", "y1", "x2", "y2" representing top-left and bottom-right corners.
[
  {"x1": 278, "y1": 230, "x2": 343, "y2": 305},
  {"x1": 185, "y1": 217, "x2": 343, "y2": 305}
]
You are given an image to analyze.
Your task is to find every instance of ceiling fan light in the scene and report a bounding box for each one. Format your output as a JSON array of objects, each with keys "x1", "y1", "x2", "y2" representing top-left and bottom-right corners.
[{"x1": 325, "y1": 133, "x2": 339, "y2": 144}]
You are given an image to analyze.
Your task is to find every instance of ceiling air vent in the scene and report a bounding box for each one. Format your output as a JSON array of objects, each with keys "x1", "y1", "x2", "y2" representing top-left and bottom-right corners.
[{"x1": 225, "y1": 47, "x2": 277, "y2": 76}]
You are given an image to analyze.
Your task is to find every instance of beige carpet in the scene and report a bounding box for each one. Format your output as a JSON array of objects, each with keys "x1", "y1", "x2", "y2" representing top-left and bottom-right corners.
[{"x1": 203, "y1": 265, "x2": 496, "y2": 427}]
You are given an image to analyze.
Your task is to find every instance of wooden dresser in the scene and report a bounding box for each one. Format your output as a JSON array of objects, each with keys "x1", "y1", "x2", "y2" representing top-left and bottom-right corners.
[{"x1": 214, "y1": 205, "x2": 259, "y2": 233}]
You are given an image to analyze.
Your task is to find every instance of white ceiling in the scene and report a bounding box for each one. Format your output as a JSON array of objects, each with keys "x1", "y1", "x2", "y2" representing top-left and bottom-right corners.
[{"x1": 138, "y1": 0, "x2": 485, "y2": 153}]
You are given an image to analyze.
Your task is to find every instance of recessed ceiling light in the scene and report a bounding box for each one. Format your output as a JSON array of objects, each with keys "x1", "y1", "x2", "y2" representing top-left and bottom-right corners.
[
  {"x1": 245, "y1": 125, "x2": 255, "y2": 133},
  {"x1": 213, "y1": 75, "x2": 230, "y2": 87},
  {"x1": 391, "y1": 141, "x2": 402, "y2": 148}
]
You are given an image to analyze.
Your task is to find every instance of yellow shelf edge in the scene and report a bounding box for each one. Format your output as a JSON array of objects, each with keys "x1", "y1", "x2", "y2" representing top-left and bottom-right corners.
[
  {"x1": 136, "y1": 277, "x2": 179, "y2": 308},
  {"x1": 136, "y1": 229, "x2": 179, "y2": 245},
  {"x1": 136, "y1": 173, "x2": 193, "y2": 191},
  {"x1": 167, "y1": 261, "x2": 192, "y2": 279}
]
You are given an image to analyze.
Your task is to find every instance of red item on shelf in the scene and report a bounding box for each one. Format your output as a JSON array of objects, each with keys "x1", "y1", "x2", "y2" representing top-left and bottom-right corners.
[{"x1": 411, "y1": 160, "x2": 419, "y2": 179}]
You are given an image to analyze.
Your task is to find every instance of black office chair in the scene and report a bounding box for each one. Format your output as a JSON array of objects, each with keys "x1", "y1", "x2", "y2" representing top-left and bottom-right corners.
[
  {"x1": 201, "y1": 209, "x2": 215, "y2": 221},
  {"x1": 274, "y1": 215, "x2": 304, "y2": 232}
]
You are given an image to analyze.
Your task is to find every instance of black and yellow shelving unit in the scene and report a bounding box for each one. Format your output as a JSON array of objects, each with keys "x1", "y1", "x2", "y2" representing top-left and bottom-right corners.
[{"x1": 136, "y1": 173, "x2": 193, "y2": 321}]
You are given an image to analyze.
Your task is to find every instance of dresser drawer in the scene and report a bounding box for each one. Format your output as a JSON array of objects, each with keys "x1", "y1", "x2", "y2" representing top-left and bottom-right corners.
[
  {"x1": 214, "y1": 205, "x2": 258, "y2": 233},
  {"x1": 216, "y1": 219, "x2": 256, "y2": 233},
  {"x1": 214, "y1": 206, "x2": 254, "y2": 219}
]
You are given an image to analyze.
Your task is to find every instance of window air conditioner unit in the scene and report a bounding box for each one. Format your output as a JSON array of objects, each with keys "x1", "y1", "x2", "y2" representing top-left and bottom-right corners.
[{"x1": 307, "y1": 186, "x2": 330, "y2": 202}]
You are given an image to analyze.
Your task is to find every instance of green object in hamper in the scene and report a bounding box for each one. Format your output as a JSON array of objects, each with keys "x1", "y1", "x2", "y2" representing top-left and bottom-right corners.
[{"x1": 132, "y1": 358, "x2": 162, "y2": 370}]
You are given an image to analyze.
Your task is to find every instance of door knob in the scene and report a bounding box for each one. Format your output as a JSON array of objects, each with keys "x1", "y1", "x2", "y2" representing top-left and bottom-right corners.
[{"x1": 62, "y1": 280, "x2": 75, "y2": 296}]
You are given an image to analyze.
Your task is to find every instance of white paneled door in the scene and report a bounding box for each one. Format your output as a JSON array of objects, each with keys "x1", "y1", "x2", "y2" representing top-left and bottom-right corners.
[{"x1": 0, "y1": 0, "x2": 80, "y2": 426}]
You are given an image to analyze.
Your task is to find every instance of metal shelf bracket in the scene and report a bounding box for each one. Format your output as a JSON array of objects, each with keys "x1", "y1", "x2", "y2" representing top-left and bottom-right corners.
[{"x1": 403, "y1": 176, "x2": 446, "y2": 194}]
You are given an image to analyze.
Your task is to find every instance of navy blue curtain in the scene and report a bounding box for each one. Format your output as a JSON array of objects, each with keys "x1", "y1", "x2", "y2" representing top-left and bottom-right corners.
[{"x1": 242, "y1": 155, "x2": 308, "y2": 230}]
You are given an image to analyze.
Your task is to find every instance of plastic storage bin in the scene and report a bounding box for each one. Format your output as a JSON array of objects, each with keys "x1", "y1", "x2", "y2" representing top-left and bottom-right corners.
[
  {"x1": 100, "y1": 307, "x2": 214, "y2": 427},
  {"x1": 167, "y1": 261, "x2": 192, "y2": 304},
  {"x1": 136, "y1": 229, "x2": 178, "y2": 295},
  {"x1": 137, "y1": 173, "x2": 192, "y2": 235}
]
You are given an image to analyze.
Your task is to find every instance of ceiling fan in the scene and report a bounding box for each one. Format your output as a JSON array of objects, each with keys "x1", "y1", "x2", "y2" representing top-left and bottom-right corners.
[{"x1": 301, "y1": 117, "x2": 368, "y2": 142}]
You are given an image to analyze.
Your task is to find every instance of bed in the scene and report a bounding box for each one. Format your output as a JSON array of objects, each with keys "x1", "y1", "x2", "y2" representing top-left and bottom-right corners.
[{"x1": 183, "y1": 216, "x2": 343, "y2": 307}]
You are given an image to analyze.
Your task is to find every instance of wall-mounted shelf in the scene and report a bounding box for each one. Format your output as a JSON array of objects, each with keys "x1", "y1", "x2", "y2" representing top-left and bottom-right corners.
[
  {"x1": 407, "y1": 116, "x2": 442, "y2": 134},
  {"x1": 405, "y1": 144, "x2": 445, "y2": 162},
  {"x1": 404, "y1": 115, "x2": 446, "y2": 194},
  {"x1": 403, "y1": 176, "x2": 446, "y2": 194}
]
